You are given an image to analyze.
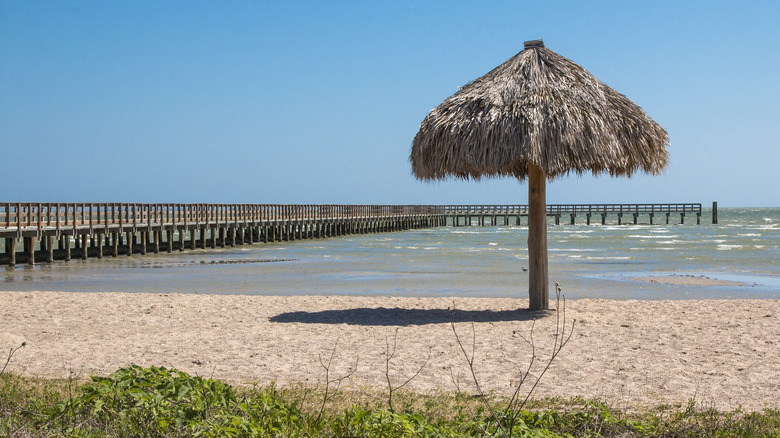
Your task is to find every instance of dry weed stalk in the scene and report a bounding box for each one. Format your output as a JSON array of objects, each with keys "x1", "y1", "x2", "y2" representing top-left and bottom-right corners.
[
  {"x1": 0, "y1": 341, "x2": 26, "y2": 376},
  {"x1": 314, "y1": 338, "x2": 357, "y2": 425},
  {"x1": 450, "y1": 283, "x2": 575, "y2": 437},
  {"x1": 383, "y1": 327, "x2": 432, "y2": 412}
]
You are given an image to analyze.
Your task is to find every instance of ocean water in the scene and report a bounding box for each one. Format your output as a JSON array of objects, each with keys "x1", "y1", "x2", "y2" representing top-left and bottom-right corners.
[{"x1": 2, "y1": 208, "x2": 778, "y2": 300}]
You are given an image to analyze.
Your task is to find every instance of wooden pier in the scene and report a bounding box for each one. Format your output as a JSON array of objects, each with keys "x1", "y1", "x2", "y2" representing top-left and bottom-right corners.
[{"x1": 1, "y1": 202, "x2": 703, "y2": 266}]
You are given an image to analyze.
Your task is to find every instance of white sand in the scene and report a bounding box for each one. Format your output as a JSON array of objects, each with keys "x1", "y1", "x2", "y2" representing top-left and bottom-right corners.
[{"x1": 1, "y1": 291, "x2": 778, "y2": 411}]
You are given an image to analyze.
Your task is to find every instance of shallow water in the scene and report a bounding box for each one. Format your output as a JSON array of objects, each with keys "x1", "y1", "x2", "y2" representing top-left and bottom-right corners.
[{"x1": 2, "y1": 208, "x2": 778, "y2": 299}]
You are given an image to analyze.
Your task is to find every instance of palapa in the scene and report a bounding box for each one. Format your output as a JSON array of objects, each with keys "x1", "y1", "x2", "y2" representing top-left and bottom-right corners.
[{"x1": 410, "y1": 39, "x2": 669, "y2": 310}]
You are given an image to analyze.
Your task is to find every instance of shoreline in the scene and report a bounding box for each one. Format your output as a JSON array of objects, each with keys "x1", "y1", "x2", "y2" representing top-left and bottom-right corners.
[
  {"x1": 630, "y1": 274, "x2": 747, "y2": 286},
  {"x1": 1, "y1": 291, "x2": 778, "y2": 411}
]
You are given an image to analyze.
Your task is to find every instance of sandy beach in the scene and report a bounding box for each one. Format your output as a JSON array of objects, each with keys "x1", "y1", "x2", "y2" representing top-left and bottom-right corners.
[{"x1": 1, "y1": 291, "x2": 778, "y2": 412}]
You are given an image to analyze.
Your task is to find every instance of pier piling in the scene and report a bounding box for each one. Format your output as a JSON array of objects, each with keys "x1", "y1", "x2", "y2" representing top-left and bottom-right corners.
[{"x1": 712, "y1": 201, "x2": 718, "y2": 224}]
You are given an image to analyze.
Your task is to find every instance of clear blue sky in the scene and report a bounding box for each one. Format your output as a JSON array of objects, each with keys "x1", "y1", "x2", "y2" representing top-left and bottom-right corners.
[{"x1": 2, "y1": 1, "x2": 778, "y2": 207}]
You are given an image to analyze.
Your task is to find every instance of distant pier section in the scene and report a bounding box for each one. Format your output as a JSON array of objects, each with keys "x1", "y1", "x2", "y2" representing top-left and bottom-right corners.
[
  {"x1": 1, "y1": 202, "x2": 703, "y2": 266},
  {"x1": 445, "y1": 203, "x2": 703, "y2": 226}
]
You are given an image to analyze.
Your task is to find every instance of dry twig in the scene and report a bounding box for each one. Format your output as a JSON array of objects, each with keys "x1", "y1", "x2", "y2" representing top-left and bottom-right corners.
[
  {"x1": 383, "y1": 328, "x2": 432, "y2": 412},
  {"x1": 0, "y1": 341, "x2": 26, "y2": 376}
]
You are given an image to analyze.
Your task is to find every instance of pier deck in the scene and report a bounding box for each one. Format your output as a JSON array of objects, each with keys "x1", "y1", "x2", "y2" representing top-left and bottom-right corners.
[{"x1": 1, "y1": 202, "x2": 702, "y2": 266}]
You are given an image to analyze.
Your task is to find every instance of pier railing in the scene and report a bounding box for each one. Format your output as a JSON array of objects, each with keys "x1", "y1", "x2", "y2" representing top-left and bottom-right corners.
[
  {"x1": 441, "y1": 203, "x2": 702, "y2": 215},
  {"x1": 0, "y1": 203, "x2": 444, "y2": 237},
  {"x1": 0, "y1": 202, "x2": 704, "y2": 236}
]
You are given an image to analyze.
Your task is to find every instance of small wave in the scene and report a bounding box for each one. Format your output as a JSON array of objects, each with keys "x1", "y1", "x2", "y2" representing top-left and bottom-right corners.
[
  {"x1": 738, "y1": 233, "x2": 761, "y2": 237},
  {"x1": 585, "y1": 256, "x2": 631, "y2": 260},
  {"x1": 628, "y1": 234, "x2": 680, "y2": 239},
  {"x1": 549, "y1": 248, "x2": 599, "y2": 252},
  {"x1": 559, "y1": 229, "x2": 596, "y2": 234},
  {"x1": 717, "y1": 244, "x2": 744, "y2": 250},
  {"x1": 603, "y1": 226, "x2": 646, "y2": 231}
]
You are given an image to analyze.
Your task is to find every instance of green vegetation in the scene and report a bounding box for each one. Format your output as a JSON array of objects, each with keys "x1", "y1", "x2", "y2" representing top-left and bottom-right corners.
[{"x1": 1, "y1": 365, "x2": 778, "y2": 437}]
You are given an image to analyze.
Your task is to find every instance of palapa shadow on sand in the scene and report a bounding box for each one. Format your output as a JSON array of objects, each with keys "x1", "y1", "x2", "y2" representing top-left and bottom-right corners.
[{"x1": 269, "y1": 307, "x2": 550, "y2": 326}]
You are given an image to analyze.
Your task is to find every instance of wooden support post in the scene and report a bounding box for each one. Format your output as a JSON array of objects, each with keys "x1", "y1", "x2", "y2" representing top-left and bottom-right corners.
[
  {"x1": 633, "y1": 213, "x2": 638, "y2": 225},
  {"x1": 140, "y1": 232, "x2": 147, "y2": 255},
  {"x1": 666, "y1": 213, "x2": 670, "y2": 224},
  {"x1": 712, "y1": 201, "x2": 718, "y2": 224},
  {"x1": 26, "y1": 237, "x2": 35, "y2": 265},
  {"x1": 178, "y1": 229, "x2": 184, "y2": 251},
  {"x1": 601, "y1": 213, "x2": 606, "y2": 225},
  {"x1": 200, "y1": 228, "x2": 206, "y2": 248},
  {"x1": 190, "y1": 229, "x2": 197, "y2": 250},
  {"x1": 680, "y1": 213, "x2": 685, "y2": 224},
  {"x1": 127, "y1": 232, "x2": 133, "y2": 256},
  {"x1": 112, "y1": 232, "x2": 119, "y2": 257},
  {"x1": 64, "y1": 236, "x2": 71, "y2": 261},
  {"x1": 586, "y1": 214, "x2": 591, "y2": 225},
  {"x1": 154, "y1": 230, "x2": 160, "y2": 254},
  {"x1": 570, "y1": 214, "x2": 575, "y2": 225},
  {"x1": 46, "y1": 236, "x2": 54, "y2": 263},
  {"x1": 230, "y1": 227, "x2": 236, "y2": 247},
  {"x1": 220, "y1": 228, "x2": 226, "y2": 247},
  {"x1": 81, "y1": 235, "x2": 88, "y2": 260},
  {"x1": 8, "y1": 238, "x2": 16, "y2": 266},
  {"x1": 97, "y1": 233, "x2": 103, "y2": 259},
  {"x1": 166, "y1": 230, "x2": 173, "y2": 253},
  {"x1": 528, "y1": 164, "x2": 549, "y2": 311},
  {"x1": 649, "y1": 213, "x2": 654, "y2": 225}
]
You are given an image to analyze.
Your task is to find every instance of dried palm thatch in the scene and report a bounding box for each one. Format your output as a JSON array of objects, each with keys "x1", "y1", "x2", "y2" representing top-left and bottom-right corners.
[{"x1": 410, "y1": 40, "x2": 669, "y2": 181}]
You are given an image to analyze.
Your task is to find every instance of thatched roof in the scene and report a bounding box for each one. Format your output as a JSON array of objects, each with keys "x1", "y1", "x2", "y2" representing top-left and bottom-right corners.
[{"x1": 410, "y1": 40, "x2": 669, "y2": 181}]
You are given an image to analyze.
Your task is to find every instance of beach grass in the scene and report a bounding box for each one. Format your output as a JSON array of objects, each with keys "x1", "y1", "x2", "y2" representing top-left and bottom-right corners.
[{"x1": 2, "y1": 366, "x2": 778, "y2": 437}]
